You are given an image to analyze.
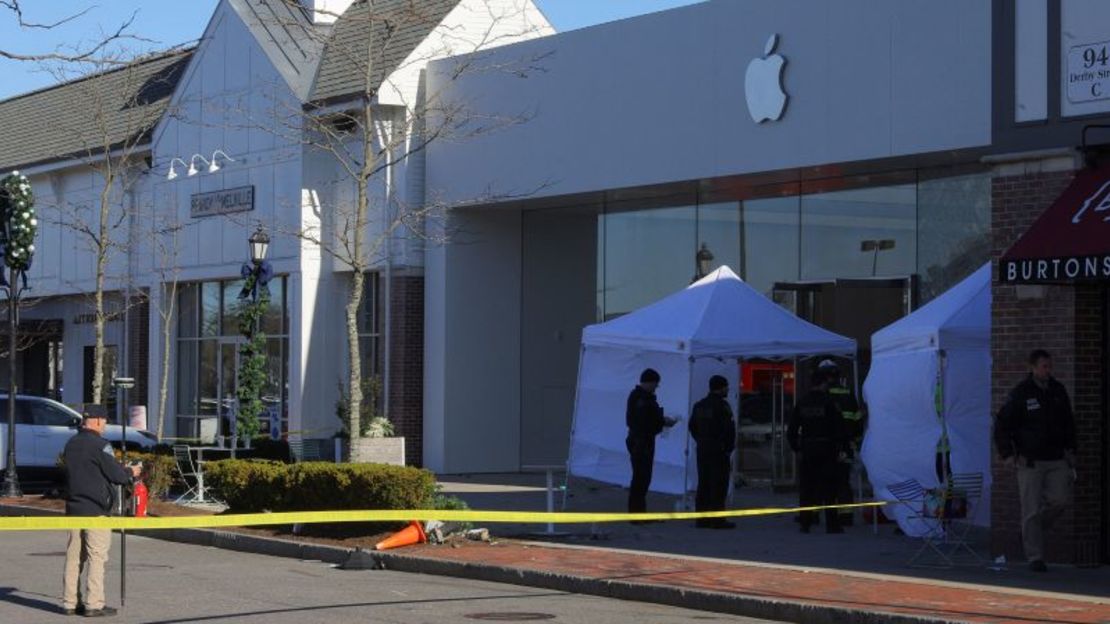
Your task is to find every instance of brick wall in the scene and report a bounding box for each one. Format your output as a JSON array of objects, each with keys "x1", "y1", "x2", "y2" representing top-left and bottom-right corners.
[
  {"x1": 990, "y1": 164, "x2": 1105, "y2": 564},
  {"x1": 388, "y1": 274, "x2": 424, "y2": 467}
]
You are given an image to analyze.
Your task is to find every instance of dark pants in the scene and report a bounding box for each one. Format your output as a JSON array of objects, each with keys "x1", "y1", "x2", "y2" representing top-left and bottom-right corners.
[
  {"x1": 626, "y1": 436, "x2": 655, "y2": 513},
  {"x1": 695, "y1": 451, "x2": 730, "y2": 520},
  {"x1": 837, "y1": 460, "x2": 854, "y2": 518},
  {"x1": 799, "y1": 449, "x2": 842, "y2": 532}
]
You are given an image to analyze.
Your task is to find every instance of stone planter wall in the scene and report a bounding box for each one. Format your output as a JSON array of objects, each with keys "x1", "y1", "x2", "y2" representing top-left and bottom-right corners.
[{"x1": 349, "y1": 437, "x2": 406, "y2": 466}]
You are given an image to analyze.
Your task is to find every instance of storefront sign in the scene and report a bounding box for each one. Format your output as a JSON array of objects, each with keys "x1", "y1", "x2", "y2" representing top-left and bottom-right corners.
[
  {"x1": 190, "y1": 186, "x2": 254, "y2": 218},
  {"x1": 1067, "y1": 40, "x2": 1110, "y2": 103},
  {"x1": 1000, "y1": 164, "x2": 1110, "y2": 283}
]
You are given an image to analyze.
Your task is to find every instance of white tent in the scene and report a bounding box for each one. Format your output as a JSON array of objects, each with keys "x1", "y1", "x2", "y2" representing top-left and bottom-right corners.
[
  {"x1": 861, "y1": 263, "x2": 992, "y2": 535},
  {"x1": 568, "y1": 266, "x2": 856, "y2": 495}
]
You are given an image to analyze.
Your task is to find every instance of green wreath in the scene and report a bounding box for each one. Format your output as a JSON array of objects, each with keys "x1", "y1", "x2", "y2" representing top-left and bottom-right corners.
[{"x1": 0, "y1": 171, "x2": 36, "y2": 271}]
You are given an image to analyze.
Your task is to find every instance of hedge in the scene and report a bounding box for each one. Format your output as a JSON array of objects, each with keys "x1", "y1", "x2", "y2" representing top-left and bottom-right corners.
[
  {"x1": 111, "y1": 450, "x2": 178, "y2": 499},
  {"x1": 204, "y1": 460, "x2": 438, "y2": 514}
]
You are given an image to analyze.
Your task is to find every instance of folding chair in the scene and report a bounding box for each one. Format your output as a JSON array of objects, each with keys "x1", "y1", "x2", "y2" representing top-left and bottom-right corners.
[
  {"x1": 940, "y1": 472, "x2": 985, "y2": 564},
  {"x1": 886, "y1": 478, "x2": 950, "y2": 567},
  {"x1": 172, "y1": 445, "x2": 205, "y2": 504}
]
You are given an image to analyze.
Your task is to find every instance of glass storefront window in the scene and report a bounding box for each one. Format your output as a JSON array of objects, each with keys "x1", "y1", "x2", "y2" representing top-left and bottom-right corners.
[
  {"x1": 176, "y1": 277, "x2": 289, "y2": 439},
  {"x1": 800, "y1": 184, "x2": 917, "y2": 280},
  {"x1": 741, "y1": 196, "x2": 800, "y2": 297},
  {"x1": 602, "y1": 205, "x2": 696, "y2": 319},
  {"x1": 917, "y1": 172, "x2": 990, "y2": 302},
  {"x1": 696, "y1": 202, "x2": 742, "y2": 280}
]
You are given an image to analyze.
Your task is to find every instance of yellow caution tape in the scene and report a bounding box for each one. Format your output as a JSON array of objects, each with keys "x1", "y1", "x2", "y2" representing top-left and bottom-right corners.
[{"x1": 0, "y1": 502, "x2": 886, "y2": 531}]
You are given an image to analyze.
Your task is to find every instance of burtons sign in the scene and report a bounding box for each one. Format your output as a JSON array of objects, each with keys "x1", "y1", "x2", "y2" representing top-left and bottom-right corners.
[
  {"x1": 1000, "y1": 164, "x2": 1110, "y2": 283},
  {"x1": 191, "y1": 186, "x2": 254, "y2": 218}
]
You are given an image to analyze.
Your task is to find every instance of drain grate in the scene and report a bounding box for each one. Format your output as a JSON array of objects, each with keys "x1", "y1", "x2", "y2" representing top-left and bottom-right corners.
[{"x1": 464, "y1": 613, "x2": 556, "y2": 621}]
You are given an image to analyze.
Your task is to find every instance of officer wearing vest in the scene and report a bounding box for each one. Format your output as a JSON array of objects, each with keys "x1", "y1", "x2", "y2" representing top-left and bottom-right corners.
[
  {"x1": 689, "y1": 375, "x2": 736, "y2": 529},
  {"x1": 818, "y1": 359, "x2": 863, "y2": 526},
  {"x1": 788, "y1": 369, "x2": 848, "y2": 534}
]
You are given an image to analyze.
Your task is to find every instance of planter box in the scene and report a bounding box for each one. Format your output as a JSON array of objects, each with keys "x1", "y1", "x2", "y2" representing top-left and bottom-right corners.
[{"x1": 349, "y1": 437, "x2": 405, "y2": 466}]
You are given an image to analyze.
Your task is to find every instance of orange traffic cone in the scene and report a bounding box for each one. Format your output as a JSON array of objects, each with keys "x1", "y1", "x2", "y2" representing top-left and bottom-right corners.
[{"x1": 374, "y1": 520, "x2": 427, "y2": 551}]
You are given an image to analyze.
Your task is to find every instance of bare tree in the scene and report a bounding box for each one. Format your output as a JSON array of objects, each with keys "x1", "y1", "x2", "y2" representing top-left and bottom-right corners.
[
  {"x1": 42, "y1": 49, "x2": 187, "y2": 405},
  {"x1": 293, "y1": 1, "x2": 547, "y2": 448},
  {"x1": 218, "y1": 0, "x2": 551, "y2": 450},
  {"x1": 0, "y1": 1, "x2": 142, "y2": 64}
]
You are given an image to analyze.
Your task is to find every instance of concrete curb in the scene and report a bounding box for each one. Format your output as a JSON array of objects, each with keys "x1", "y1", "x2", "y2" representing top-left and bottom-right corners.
[{"x1": 0, "y1": 503, "x2": 960, "y2": 624}]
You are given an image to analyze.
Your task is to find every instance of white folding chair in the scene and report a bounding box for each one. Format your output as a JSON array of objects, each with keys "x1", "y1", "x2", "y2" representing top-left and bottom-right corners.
[
  {"x1": 172, "y1": 445, "x2": 205, "y2": 504},
  {"x1": 886, "y1": 478, "x2": 951, "y2": 567}
]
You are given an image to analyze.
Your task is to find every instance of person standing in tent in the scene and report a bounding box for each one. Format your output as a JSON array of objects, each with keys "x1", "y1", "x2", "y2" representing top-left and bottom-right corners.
[
  {"x1": 689, "y1": 375, "x2": 737, "y2": 529},
  {"x1": 994, "y1": 349, "x2": 1076, "y2": 573},
  {"x1": 788, "y1": 369, "x2": 848, "y2": 534},
  {"x1": 818, "y1": 359, "x2": 865, "y2": 527},
  {"x1": 626, "y1": 368, "x2": 677, "y2": 520}
]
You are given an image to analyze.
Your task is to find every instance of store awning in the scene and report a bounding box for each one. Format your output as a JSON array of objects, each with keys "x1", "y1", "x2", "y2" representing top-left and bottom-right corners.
[{"x1": 1000, "y1": 164, "x2": 1110, "y2": 283}]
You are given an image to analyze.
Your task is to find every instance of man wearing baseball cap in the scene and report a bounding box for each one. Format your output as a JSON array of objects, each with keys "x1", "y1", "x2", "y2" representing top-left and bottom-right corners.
[{"x1": 61, "y1": 404, "x2": 140, "y2": 617}]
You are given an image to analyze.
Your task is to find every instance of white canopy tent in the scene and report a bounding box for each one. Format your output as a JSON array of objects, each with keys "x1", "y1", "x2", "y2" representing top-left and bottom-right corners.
[
  {"x1": 568, "y1": 266, "x2": 857, "y2": 495},
  {"x1": 861, "y1": 263, "x2": 992, "y2": 536}
]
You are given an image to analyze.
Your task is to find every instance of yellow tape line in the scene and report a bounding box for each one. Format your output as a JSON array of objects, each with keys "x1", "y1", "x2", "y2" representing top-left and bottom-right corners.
[{"x1": 0, "y1": 502, "x2": 887, "y2": 531}]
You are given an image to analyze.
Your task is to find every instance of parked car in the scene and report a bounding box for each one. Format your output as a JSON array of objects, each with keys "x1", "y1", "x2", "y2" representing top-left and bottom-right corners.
[{"x1": 0, "y1": 394, "x2": 157, "y2": 478}]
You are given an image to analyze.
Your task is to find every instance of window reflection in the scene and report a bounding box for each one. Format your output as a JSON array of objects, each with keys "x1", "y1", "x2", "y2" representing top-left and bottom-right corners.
[
  {"x1": 741, "y1": 196, "x2": 800, "y2": 297},
  {"x1": 800, "y1": 185, "x2": 916, "y2": 280},
  {"x1": 602, "y1": 205, "x2": 695, "y2": 318},
  {"x1": 917, "y1": 172, "x2": 990, "y2": 302}
]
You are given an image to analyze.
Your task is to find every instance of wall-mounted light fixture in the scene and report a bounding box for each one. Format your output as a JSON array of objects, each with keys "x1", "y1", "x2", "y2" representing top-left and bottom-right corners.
[
  {"x1": 166, "y1": 157, "x2": 189, "y2": 180},
  {"x1": 166, "y1": 150, "x2": 238, "y2": 180}
]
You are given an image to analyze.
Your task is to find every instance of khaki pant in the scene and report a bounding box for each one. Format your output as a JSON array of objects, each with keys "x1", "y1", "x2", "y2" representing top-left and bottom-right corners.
[
  {"x1": 62, "y1": 527, "x2": 111, "y2": 610},
  {"x1": 1016, "y1": 459, "x2": 1072, "y2": 563}
]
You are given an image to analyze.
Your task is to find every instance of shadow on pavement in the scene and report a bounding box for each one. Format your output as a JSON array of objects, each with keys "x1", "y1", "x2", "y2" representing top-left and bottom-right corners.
[
  {"x1": 0, "y1": 586, "x2": 66, "y2": 616},
  {"x1": 437, "y1": 472, "x2": 1110, "y2": 600}
]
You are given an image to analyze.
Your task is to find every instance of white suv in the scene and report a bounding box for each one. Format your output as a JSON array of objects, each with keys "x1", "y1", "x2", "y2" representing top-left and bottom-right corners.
[{"x1": 0, "y1": 395, "x2": 157, "y2": 476}]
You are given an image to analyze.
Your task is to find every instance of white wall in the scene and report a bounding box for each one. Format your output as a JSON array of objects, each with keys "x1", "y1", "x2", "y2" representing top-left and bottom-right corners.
[
  {"x1": 426, "y1": 0, "x2": 992, "y2": 206},
  {"x1": 424, "y1": 208, "x2": 521, "y2": 472}
]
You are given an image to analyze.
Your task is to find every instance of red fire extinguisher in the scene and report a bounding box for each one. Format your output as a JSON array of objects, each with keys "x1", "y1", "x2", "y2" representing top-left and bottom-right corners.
[{"x1": 132, "y1": 480, "x2": 148, "y2": 518}]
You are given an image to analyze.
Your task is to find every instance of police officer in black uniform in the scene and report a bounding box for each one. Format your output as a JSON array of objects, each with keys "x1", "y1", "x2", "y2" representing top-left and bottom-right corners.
[
  {"x1": 626, "y1": 368, "x2": 676, "y2": 519},
  {"x1": 818, "y1": 359, "x2": 864, "y2": 526},
  {"x1": 787, "y1": 369, "x2": 847, "y2": 534},
  {"x1": 689, "y1": 375, "x2": 736, "y2": 529}
]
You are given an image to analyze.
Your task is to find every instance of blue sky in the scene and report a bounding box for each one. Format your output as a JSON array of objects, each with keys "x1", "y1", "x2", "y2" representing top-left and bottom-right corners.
[{"x1": 0, "y1": 0, "x2": 702, "y2": 100}]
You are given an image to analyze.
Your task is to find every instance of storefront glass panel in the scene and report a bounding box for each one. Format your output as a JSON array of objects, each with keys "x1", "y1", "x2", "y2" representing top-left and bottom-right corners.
[
  {"x1": 602, "y1": 205, "x2": 696, "y2": 319},
  {"x1": 917, "y1": 172, "x2": 991, "y2": 302},
  {"x1": 741, "y1": 196, "x2": 800, "y2": 297},
  {"x1": 800, "y1": 184, "x2": 917, "y2": 281}
]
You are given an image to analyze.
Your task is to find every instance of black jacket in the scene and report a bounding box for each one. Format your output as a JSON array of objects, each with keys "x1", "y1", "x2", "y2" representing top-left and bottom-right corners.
[
  {"x1": 626, "y1": 386, "x2": 665, "y2": 439},
  {"x1": 994, "y1": 375, "x2": 1076, "y2": 462},
  {"x1": 63, "y1": 428, "x2": 133, "y2": 516},
  {"x1": 787, "y1": 389, "x2": 847, "y2": 457},
  {"x1": 689, "y1": 393, "x2": 736, "y2": 456}
]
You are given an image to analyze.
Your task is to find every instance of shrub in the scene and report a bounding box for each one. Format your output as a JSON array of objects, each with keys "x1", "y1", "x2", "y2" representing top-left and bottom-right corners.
[
  {"x1": 203, "y1": 459, "x2": 286, "y2": 513},
  {"x1": 111, "y1": 450, "x2": 178, "y2": 499},
  {"x1": 204, "y1": 460, "x2": 437, "y2": 517}
]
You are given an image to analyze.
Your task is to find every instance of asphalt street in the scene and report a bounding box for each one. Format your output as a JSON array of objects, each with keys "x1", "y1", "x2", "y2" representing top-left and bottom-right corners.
[{"x1": 0, "y1": 531, "x2": 781, "y2": 623}]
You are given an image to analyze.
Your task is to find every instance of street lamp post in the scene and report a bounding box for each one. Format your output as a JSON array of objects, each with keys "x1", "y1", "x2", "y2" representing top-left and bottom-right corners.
[
  {"x1": 694, "y1": 243, "x2": 715, "y2": 282},
  {"x1": 860, "y1": 239, "x2": 896, "y2": 276},
  {"x1": 233, "y1": 225, "x2": 271, "y2": 458},
  {"x1": 1, "y1": 171, "x2": 36, "y2": 499}
]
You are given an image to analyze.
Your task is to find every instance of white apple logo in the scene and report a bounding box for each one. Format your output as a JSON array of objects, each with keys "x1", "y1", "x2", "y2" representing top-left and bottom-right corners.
[{"x1": 744, "y1": 33, "x2": 788, "y2": 123}]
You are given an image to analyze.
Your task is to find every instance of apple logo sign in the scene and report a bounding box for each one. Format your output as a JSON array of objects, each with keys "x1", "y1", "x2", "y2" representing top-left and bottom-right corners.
[{"x1": 744, "y1": 33, "x2": 788, "y2": 123}]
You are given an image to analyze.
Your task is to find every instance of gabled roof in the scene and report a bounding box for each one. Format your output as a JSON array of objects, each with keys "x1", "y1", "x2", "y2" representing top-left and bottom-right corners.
[
  {"x1": 311, "y1": 0, "x2": 461, "y2": 103},
  {"x1": 0, "y1": 49, "x2": 193, "y2": 172},
  {"x1": 227, "y1": 0, "x2": 323, "y2": 101}
]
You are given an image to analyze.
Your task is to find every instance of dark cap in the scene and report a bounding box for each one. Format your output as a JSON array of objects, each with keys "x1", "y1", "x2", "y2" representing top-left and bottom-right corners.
[
  {"x1": 81, "y1": 403, "x2": 108, "y2": 420},
  {"x1": 640, "y1": 368, "x2": 661, "y2": 383},
  {"x1": 709, "y1": 375, "x2": 728, "y2": 391}
]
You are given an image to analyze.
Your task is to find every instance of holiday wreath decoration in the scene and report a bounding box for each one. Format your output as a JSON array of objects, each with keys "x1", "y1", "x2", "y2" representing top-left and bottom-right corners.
[{"x1": 0, "y1": 171, "x2": 36, "y2": 271}]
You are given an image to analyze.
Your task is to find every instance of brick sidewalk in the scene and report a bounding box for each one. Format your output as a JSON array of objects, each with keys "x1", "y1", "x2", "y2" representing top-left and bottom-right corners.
[{"x1": 395, "y1": 540, "x2": 1110, "y2": 624}]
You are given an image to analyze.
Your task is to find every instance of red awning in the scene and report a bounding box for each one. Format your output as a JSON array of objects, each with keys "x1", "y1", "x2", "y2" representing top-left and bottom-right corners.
[{"x1": 1000, "y1": 163, "x2": 1110, "y2": 282}]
